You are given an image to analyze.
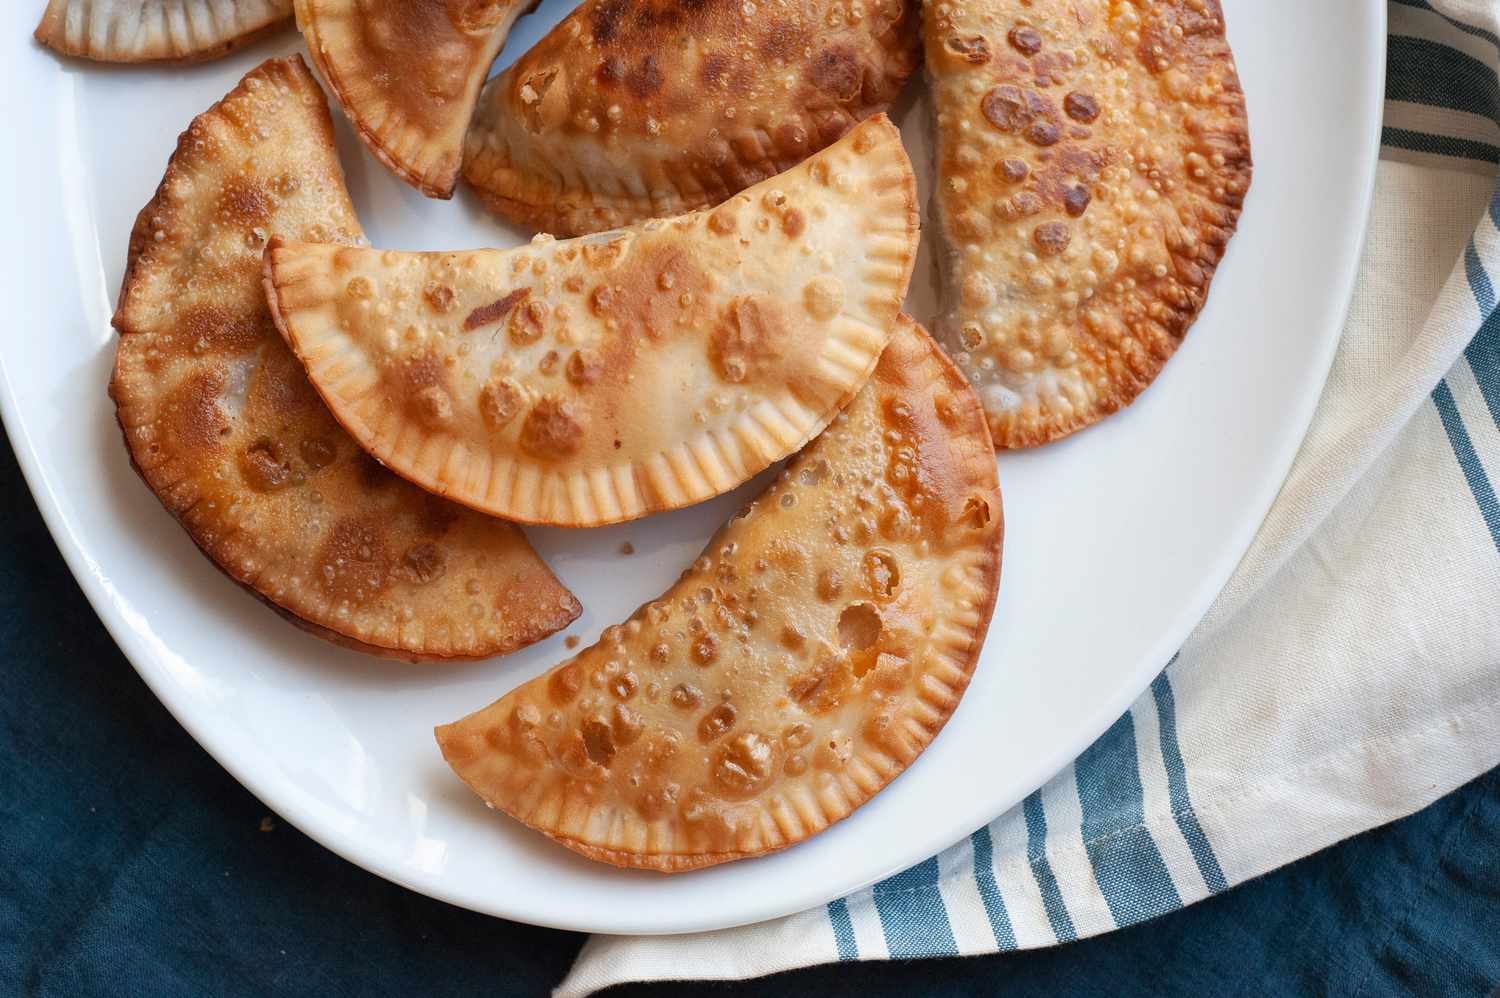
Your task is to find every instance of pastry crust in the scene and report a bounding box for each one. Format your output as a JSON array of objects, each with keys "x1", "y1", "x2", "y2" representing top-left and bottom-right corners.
[
  {"x1": 436, "y1": 317, "x2": 1003, "y2": 871},
  {"x1": 462, "y1": 0, "x2": 919, "y2": 236},
  {"x1": 924, "y1": 0, "x2": 1251, "y2": 448},
  {"x1": 110, "y1": 56, "x2": 580, "y2": 662},
  {"x1": 34, "y1": 0, "x2": 292, "y2": 63},
  {"x1": 265, "y1": 115, "x2": 919, "y2": 527},
  {"x1": 294, "y1": 0, "x2": 536, "y2": 198}
]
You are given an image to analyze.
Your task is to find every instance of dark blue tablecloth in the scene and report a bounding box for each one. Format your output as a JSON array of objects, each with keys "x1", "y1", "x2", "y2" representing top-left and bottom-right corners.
[{"x1": 2, "y1": 433, "x2": 1496, "y2": 997}]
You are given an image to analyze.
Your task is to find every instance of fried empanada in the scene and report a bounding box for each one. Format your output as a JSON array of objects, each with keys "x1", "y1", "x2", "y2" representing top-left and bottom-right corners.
[
  {"x1": 265, "y1": 115, "x2": 918, "y2": 528},
  {"x1": 925, "y1": 0, "x2": 1251, "y2": 448},
  {"x1": 110, "y1": 56, "x2": 580, "y2": 661},
  {"x1": 294, "y1": 0, "x2": 536, "y2": 198},
  {"x1": 462, "y1": 0, "x2": 919, "y2": 236},
  {"x1": 35, "y1": 0, "x2": 292, "y2": 63},
  {"x1": 435, "y1": 318, "x2": 1002, "y2": 870}
]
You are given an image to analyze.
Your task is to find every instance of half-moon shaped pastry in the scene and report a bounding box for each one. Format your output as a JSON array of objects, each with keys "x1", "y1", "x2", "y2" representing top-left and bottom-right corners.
[
  {"x1": 436, "y1": 318, "x2": 1002, "y2": 870},
  {"x1": 294, "y1": 0, "x2": 536, "y2": 198},
  {"x1": 925, "y1": 0, "x2": 1251, "y2": 448},
  {"x1": 265, "y1": 115, "x2": 918, "y2": 527},
  {"x1": 110, "y1": 56, "x2": 580, "y2": 662},
  {"x1": 462, "y1": 0, "x2": 919, "y2": 236},
  {"x1": 35, "y1": 0, "x2": 292, "y2": 62}
]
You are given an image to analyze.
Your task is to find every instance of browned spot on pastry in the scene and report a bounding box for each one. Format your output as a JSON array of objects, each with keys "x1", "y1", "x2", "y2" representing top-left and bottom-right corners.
[
  {"x1": 464, "y1": 288, "x2": 531, "y2": 330},
  {"x1": 581, "y1": 717, "x2": 616, "y2": 765},
  {"x1": 1008, "y1": 25, "x2": 1042, "y2": 56},
  {"x1": 218, "y1": 177, "x2": 270, "y2": 226},
  {"x1": 998, "y1": 158, "x2": 1029, "y2": 183},
  {"x1": 180, "y1": 303, "x2": 263, "y2": 355},
  {"x1": 708, "y1": 205, "x2": 738, "y2": 236},
  {"x1": 711, "y1": 732, "x2": 777, "y2": 798},
  {"x1": 479, "y1": 377, "x2": 526, "y2": 428},
  {"x1": 161, "y1": 368, "x2": 229, "y2": 451},
  {"x1": 981, "y1": 84, "x2": 1042, "y2": 132},
  {"x1": 550, "y1": 663, "x2": 584, "y2": 704},
  {"x1": 596, "y1": 54, "x2": 626, "y2": 84},
  {"x1": 240, "y1": 437, "x2": 301, "y2": 492},
  {"x1": 590, "y1": 0, "x2": 628, "y2": 43},
  {"x1": 397, "y1": 541, "x2": 446, "y2": 584},
  {"x1": 945, "y1": 34, "x2": 990, "y2": 64},
  {"x1": 811, "y1": 47, "x2": 863, "y2": 101},
  {"x1": 698, "y1": 702, "x2": 736, "y2": 742},
  {"x1": 413, "y1": 385, "x2": 454, "y2": 427},
  {"x1": 425, "y1": 281, "x2": 457, "y2": 313},
  {"x1": 1063, "y1": 185, "x2": 1092, "y2": 217},
  {"x1": 1064, "y1": 90, "x2": 1100, "y2": 122},
  {"x1": 611, "y1": 703, "x2": 643, "y2": 744},
  {"x1": 627, "y1": 55, "x2": 664, "y2": 98},
  {"x1": 566, "y1": 349, "x2": 604, "y2": 385},
  {"x1": 1025, "y1": 119, "x2": 1061, "y2": 146},
  {"x1": 1033, "y1": 221, "x2": 1071, "y2": 255},
  {"x1": 315, "y1": 517, "x2": 391, "y2": 603},
  {"x1": 509, "y1": 299, "x2": 547, "y2": 345},
  {"x1": 760, "y1": 20, "x2": 803, "y2": 60},
  {"x1": 701, "y1": 51, "x2": 729, "y2": 86},
  {"x1": 788, "y1": 645, "x2": 853, "y2": 713},
  {"x1": 863, "y1": 549, "x2": 900, "y2": 599},
  {"x1": 709, "y1": 296, "x2": 787, "y2": 384},
  {"x1": 520, "y1": 395, "x2": 585, "y2": 458}
]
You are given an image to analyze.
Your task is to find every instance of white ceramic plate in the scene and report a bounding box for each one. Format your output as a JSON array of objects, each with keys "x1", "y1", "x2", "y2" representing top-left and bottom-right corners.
[{"x1": 0, "y1": 0, "x2": 1383, "y2": 934}]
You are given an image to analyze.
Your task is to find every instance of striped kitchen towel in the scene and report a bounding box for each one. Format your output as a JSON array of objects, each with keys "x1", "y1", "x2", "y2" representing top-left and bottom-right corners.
[{"x1": 557, "y1": 2, "x2": 1500, "y2": 993}]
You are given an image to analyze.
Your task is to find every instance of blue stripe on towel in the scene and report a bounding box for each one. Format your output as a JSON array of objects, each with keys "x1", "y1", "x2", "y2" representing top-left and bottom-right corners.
[
  {"x1": 1467, "y1": 242, "x2": 1498, "y2": 315},
  {"x1": 1387, "y1": 36, "x2": 1500, "y2": 123},
  {"x1": 1023, "y1": 791, "x2": 1076, "y2": 942},
  {"x1": 1381, "y1": 126, "x2": 1500, "y2": 163},
  {"x1": 1435, "y1": 378, "x2": 1500, "y2": 553},
  {"x1": 969, "y1": 827, "x2": 1017, "y2": 949},
  {"x1": 1464, "y1": 311, "x2": 1500, "y2": 429},
  {"x1": 826, "y1": 898, "x2": 858, "y2": 961},
  {"x1": 1391, "y1": 0, "x2": 1500, "y2": 51},
  {"x1": 1151, "y1": 671, "x2": 1229, "y2": 893},
  {"x1": 1074, "y1": 711, "x2": 1184, "y2": 927},
  {"x1": 871, "y1": 858, "x2": 958, "y2": 958}
]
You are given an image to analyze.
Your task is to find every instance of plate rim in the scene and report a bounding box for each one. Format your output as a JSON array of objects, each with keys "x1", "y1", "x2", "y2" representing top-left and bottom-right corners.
[{"x1": 0, "y1": 0, "x2": 1387, "y2": 934}]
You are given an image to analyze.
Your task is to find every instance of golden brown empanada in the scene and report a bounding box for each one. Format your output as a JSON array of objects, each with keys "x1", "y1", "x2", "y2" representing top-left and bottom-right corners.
[
  {"x1": 110, "y1": 56, "x2": 580, "y2": 662},
  {"x1": 265, "y1": 115, "x2": 918, "y2": 528},
  {"x1": 925, "y1": 0, "x2": 1251, "y2": 448},
  {"x1": 462, "y1": 0, "x2": 919, "y2": 236},
  {"x1": 35, "y1": 0, "x2": 291, "y2": 62},
  {"x1": 294, "y1": 0, "x2": 536, "y2": 198},
  {"x1": 435, "y1": 317, "x2": 1002, "y2": 870}
]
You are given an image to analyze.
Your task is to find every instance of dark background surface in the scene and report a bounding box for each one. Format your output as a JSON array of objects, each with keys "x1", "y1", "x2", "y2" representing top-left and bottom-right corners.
[{"x1": 2, "y1": 434, "x2": 1497, "y2": 998}]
